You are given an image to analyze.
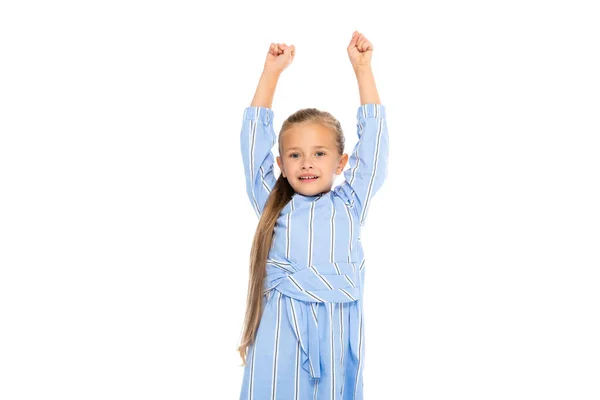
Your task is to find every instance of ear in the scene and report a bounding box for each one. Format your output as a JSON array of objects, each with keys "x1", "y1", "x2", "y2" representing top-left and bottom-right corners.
[
  {"x1": 336, "y1": 153, "x2": 349, "y2": 175},
  {"x1": 276, "y1": 155, "x2": 286, "y2": 178}
]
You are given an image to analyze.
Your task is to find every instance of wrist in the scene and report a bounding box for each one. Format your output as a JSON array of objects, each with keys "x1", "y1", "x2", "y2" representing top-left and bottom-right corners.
[
  {"x1": 262, "y1": 68, "x2": 282, "y2": 80},
  {"x1": 353, "y1": 65, "x2": 372, "y2": 75}
]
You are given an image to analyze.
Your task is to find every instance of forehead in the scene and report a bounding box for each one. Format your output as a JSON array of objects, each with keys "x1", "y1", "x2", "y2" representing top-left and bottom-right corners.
[{"x1": 281, "y1": 123, "x2": 336, "y2": 151}]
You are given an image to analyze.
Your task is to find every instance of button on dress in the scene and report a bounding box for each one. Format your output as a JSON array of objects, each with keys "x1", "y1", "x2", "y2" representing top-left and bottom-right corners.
[{"x1": 239, "y1": 103, "x2": 389, "y2": 399}]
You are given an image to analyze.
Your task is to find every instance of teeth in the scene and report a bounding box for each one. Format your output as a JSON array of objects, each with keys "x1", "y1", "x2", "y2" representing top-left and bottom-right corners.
[{"x1": 300, "y1": 176, "x2": 318, "y2": 180}]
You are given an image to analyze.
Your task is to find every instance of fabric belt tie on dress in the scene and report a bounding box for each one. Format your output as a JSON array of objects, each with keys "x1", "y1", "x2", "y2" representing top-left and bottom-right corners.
[{"x1": 263, "y1": 252, "x2": 362, "y2": 380}]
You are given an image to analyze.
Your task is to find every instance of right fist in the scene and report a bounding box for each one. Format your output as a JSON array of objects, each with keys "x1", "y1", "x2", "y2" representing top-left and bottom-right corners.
[{"x1": 263, "y1": 43, "x2": 295, "y2": 75}]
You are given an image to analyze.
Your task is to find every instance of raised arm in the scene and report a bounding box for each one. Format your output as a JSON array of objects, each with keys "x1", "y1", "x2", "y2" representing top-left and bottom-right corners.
[
  {"x1": 240, "y1": 43, "x2": 295, "y2": 217},
  {"x1": 348, "y1": 30, "x2": 381, "y2": 105},
  {"x1": 251, "y1": 43, "x2": 295, "y2": 107},
  {"x1": 250, "y1": 70, "x2": 280, "y2": 108},
  {"x1": 354, "y1": 67, "x2": 381, "y2": 105},
  {"x1": 338, "y1": 31, "x2": 389, "y2": 226},
  {"x1": 341, "y1": 102, "x2": 388, "y2": 226}
]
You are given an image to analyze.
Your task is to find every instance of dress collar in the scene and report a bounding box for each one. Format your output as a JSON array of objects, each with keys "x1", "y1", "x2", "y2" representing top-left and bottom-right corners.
[{"x1": 292, "y1": 191, "x2": 327, "y2": 203}]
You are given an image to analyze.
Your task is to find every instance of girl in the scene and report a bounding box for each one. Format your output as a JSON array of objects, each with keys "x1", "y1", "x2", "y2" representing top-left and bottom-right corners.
[{"x1": 238, "y1": 31, "x2": 389, "y2": 400}]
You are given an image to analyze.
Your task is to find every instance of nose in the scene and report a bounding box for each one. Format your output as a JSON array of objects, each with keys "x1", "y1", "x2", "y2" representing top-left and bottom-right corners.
[{"x1": 301, "y1": 159, "x2": 314, "y2": 169}]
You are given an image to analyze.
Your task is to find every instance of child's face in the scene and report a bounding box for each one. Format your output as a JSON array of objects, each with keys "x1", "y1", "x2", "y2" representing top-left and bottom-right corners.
[{"x1": 276, "y1": 122, "x2": 349, "y2": 196}]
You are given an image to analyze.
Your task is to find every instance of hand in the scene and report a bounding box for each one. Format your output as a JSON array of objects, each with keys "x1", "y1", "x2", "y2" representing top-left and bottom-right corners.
[
  {"x1": 263, "y1": 43, "x2": 295, "y2": 75},
  {"x1": 347, "y1": 31, "x2": 373, "y2": 69}
]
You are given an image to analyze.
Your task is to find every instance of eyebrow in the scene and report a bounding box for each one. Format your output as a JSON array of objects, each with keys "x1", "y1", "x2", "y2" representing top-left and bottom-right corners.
[{"x1": 286, "y1": 145, "x2": 330, "y2": 151}]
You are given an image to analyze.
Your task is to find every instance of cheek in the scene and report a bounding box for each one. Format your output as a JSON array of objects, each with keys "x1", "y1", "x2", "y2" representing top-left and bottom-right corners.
[
  {"x1": 327, "y1": 159, "x2": 338, "y2": 171},
  {"x1": 285, "y1": 162, "x2": 299, "y2": 174}
]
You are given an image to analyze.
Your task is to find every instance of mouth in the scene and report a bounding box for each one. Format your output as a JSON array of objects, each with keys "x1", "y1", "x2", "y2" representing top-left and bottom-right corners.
[{"x1": 299, "y1": 175, "x2": 319, "y2": 182}]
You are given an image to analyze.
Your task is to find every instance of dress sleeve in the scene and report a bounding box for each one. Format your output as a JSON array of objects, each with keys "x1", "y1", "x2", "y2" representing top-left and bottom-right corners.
[
  {"x1": 240, "y1": 106, "x2": 278, "y2": 218},
  {"x1": 337, "y1": 103, "x2": 389, "y2": 226}
]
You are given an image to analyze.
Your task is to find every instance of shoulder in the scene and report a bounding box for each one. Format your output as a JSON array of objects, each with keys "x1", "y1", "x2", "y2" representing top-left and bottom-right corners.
[{"x1": 332, "y1": 182, "x2": 356, "y2": 209}]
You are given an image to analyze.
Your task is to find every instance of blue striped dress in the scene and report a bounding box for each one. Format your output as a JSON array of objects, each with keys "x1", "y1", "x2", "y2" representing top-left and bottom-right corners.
[{"x1": 239, "y1": 103, "x2": 389, "y2": 399}]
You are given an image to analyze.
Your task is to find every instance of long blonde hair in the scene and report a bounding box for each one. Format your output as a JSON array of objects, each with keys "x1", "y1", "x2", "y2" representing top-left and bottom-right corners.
[{"x1": 237, "y1": 107, "x2": 345, "y2": 364}]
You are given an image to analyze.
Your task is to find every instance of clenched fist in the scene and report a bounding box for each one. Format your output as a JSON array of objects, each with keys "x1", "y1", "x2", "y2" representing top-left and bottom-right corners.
[
  {"x1": 263, "y1": 43, "x2": 296, "y2": 75},
  {"x1": 347, "y1": 31, "x2": 373, "y2": 69}
]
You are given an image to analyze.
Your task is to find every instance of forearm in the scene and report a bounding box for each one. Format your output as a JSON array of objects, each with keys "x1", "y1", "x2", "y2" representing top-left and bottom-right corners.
[
  {"x1": 250, "y1": 70, "x2": 281, "y2": 109},
  {"x1": 354, "y1": 66, "x2": 381, "y2": 105}
]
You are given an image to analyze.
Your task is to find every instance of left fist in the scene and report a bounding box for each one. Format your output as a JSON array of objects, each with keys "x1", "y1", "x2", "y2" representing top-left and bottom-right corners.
[{"x1": 347, "y1": 31, "x2": 373, "y2": 69}]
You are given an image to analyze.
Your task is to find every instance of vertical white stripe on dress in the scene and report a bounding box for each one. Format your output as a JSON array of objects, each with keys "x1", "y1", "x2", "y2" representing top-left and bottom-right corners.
[
  {"x1": 329, "y1": 200, "x2": 336, "y2": 263},
  {"x1": 248, "y1": 341, "x2": 255, "y2": 400},
  {"x1": 340, "y1": 303, "x2": 345, "y2": 398},
  {"x1": 310, "y1": 200, "x2": 319, "y2": 398},
  {"x1": 347, "y1": 117, "x2": 362, "y2": 189},
  {"x1": 286, "y1": 198, "x2": 294, "y2": 258},
  {"x1": 344, "y1": 205, "x2": 353, "y2": 263},
  {"x1": 308, "y1": 200, "x2": 315, "y2": 267},
  {"x1": 331, "y1": 199, "x2": 339, "y2": 398},
  {"x1": 270, "y1": 291, "x2": 282, "y2": 399},
  {"x1": 359, "y1": 115, "x2": 384, "y2": 226},
  {"x1": 330, "y1": 303, "x2": 335, "y2": 399},
  {"x1": 248, "y1": 112, "x2": 258, "y2": 215},
  {"x1": 294, "y1": 340, "x2": 301, "y2": 399},
  {"x1": 353, "y1": 305, "x2": 364, "y2": 399}
]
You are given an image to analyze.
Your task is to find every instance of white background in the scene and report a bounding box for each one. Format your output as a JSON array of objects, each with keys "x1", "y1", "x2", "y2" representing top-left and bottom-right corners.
[{"x1": 1, "y1": 0, "x2": 599, "y2": 399}]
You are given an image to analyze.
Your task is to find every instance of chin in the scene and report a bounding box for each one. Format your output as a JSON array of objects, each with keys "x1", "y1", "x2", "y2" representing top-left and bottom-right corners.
[{"x1": 293, "y1": 178, "x2": 332, "y2": 195}]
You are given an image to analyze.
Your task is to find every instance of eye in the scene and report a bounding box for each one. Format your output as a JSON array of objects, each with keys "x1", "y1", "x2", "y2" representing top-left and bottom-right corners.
[
  {"x1": 289, "y1": 153, "x2": 299, "y2": 158},
  {"x1": 316, "y1": 151, "x2": 326, "y2": 156}
]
